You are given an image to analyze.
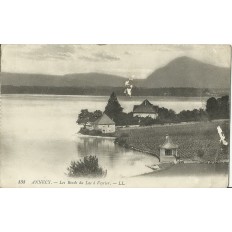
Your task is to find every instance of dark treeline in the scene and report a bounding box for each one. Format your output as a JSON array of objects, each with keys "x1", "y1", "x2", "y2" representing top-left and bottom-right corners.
[
  {"x1": 136, "y1": 96, "x2": 229, "y2": 126},
  {"x1": 206, "y1": 96, "x2": 230, "y2": 120},
  {"x1": 1, "y1": 85, "x2": 229, "y2": 97},
  {"x1": 77, "y1": 92, "x2": 229, "y2": 127},
  {"x1": 139, "y1": 108, "x2": 209, "y2": 126},
  {"x1": 137, "y1": 96, "x2": 229, "y2": 126},
  {"x1": 2, "y1": 85, "x2": 122, "y2": 95}
]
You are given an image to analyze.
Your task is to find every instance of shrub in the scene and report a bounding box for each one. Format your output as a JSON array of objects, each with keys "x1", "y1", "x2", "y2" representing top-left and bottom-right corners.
[
  {"x1": 120, "y1": 133, "x2": 129, "y2": 137},
  {"x1": 67, "y1": 155, "x2": 107, "y2": 178},
  {"x1": 197, "y1": 149, "x2": 205, "y2": 158},
  {"x1": 114, "y1": 137, "x2": 128, "y2": 147},
  {"x1": 139, "y1": 117, "x2": 154, "y2": 126},
  {"x1": 79, "y1": 128, "x2": 102, "y2": 136}
]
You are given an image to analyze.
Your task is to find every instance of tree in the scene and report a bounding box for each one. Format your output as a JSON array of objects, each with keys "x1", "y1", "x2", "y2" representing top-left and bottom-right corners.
[
  {"x1": 92, "y1": 110, "x2": 103, "y2": 121},
  {"x1": 67, "y1": 155, "x2": 107, "y2": 177},
  {"x1": 206, "y1": 97, "x2": 219, "y2": 120},
  {"x1": 158, "y1": 107, "x2": 178, "y2": 123},
  {"x1": 77, "y1": 109, "x2": 92, "y2": 125},
  {"x1": 77, "y1": 109, "x2": 103, "y2": 126},
  {"x1": 104, "y1": 92, "x2": 123, "y2": 120},
  {"x1": 217, "y1": 95, "x2": 229, "y2": 119},
  {"x1": 115, "y1": 112, "x2": 140, "y2": 126},
  {"x1": 197, "y1": 109, "x2": 208, "y2": 121},
  {"x1": 139, "y1": 116, "x2": 154, "y2": 126}
]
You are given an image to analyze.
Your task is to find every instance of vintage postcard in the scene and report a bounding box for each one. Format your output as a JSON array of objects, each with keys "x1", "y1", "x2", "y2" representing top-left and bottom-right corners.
[{"x1": 0, "y1": 44, "x2": 231, "y2": 187}]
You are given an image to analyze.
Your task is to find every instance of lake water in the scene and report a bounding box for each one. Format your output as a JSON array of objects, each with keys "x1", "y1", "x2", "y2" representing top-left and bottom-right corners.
[{"x1": 0, "y1": 94, "x2": 208, "y2": 185}]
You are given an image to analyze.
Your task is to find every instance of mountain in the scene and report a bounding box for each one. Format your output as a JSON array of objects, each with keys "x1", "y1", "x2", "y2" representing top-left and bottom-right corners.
[
  {"x1": 141, "y1": 56, "x2": 230, "y2": 89},
  {"x1": 1, "y1": 56, "x2": 230, "y2": 89},
  {"x1": 0, "y1": 72, "x2": 127, "y2": 87}
]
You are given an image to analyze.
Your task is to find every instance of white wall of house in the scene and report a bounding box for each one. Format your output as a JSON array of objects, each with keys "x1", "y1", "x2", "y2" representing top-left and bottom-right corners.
[
  {"x1": 95, "y1": 124, "x2": 115, "y2": 133},
  {"x1": 133, "y1": 113, "x2": 158, "y2": 119}
]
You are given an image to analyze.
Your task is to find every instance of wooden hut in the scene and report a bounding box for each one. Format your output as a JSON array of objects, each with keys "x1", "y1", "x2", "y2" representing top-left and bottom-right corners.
[{"x1": 159, "y1": 135, "x2": 178, "y2": 163}]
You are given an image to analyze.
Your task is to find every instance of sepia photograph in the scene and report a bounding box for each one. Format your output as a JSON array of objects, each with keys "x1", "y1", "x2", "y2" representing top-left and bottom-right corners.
[
  {"x1": 1, "y1": 2, "x2": 232, "y2": 232},
  {"x1": 0, "y1": 44, "x2": 231, "y2": 187}
]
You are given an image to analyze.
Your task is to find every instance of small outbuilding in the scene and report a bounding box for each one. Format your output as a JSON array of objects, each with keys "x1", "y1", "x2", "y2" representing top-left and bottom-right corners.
[
  {"x1": 92, "y1": 113, "x2": 116, "y2": 134},
  {"x1": 133, "y1": 99, "x2": 158, "y2": 119},
  {"x1": 159, "y1": 135, "x2": 178, "y2": 163}
]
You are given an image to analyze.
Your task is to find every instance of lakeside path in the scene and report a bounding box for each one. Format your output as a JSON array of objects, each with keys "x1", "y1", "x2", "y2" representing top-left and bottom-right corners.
[
  {"x1": 129, "y1": 162, "x2": 229, "y2": 187},
  {"x1": 140, "y1": 163, "x2": 229, "y2": 177},
  {"x1": 115, "y1": 119, "x2": 229, "y2": 162}
]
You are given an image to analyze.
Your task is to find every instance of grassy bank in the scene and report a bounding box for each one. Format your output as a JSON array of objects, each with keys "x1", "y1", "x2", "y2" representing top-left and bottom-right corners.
[
  {"x1": 115, "y1": 120, "x2": 229, "y2": 162},
  {"x1": 142, "y1": 163, "x2": 229, "y2": 177}
]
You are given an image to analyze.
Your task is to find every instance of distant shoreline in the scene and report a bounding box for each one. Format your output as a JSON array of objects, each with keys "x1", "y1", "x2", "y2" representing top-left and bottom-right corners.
[
  {"x1": 1, "y1": 85, "x2": 229, "y2": 97},
  {"x1": 1, "y1": 93, "x2": 212, "y2": 99}
]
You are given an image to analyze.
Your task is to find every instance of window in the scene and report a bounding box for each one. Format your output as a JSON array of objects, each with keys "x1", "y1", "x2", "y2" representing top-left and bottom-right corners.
[{"x1": 165, "y1": 149, "x2": 172, "y2": 156}]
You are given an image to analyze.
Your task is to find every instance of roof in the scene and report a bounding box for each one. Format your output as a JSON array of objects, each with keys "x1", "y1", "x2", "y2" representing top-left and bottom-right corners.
[
  {"x1": 93, "y1": 113, "x2": 115, "y2": 125},
  {"x1": 160, "y1": 135, "x2": 178, "y2": 149},
  {"x1": 133, "y1": 99, "x2": 158, "y2": 114}
]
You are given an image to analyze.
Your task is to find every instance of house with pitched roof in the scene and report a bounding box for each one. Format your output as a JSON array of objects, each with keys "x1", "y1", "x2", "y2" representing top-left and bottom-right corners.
[
  {"x1": 92, "y1": 113, "x2": 116, "y2": 134},
  {"x1": 133, "y1": 99, "x2": 158, "y2": 119}
]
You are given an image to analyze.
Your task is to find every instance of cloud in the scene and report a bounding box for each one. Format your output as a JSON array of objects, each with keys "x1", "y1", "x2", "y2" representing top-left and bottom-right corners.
[
  {"x1": 79, "y1": 51, "x2": 120, "y2": 62},
  {"x1": 19, "y1": 45, "x2": 76, "y2": 60},
  {"x1": 124, "y1": 51, "x2": 131, "y2": 55},
  {"x1": 2, "y1": 45, "x2": 230, "y2": 77},
  {"x1": 94, "y1": 52, "x2": 120, "y2": 61},
  {"x1": 78, "y1": 55, "x2": 99, "y2": 62}
]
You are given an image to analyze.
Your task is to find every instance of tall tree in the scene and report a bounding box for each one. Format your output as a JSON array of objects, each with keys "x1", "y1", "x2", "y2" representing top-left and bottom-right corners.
[
  {"x1": 104, "y1": 92, "x2": 123, "y2": 120},
  {"x1": 206, "y1": 97, "x2": 219, "y2": 120},
  {"x1": 217, "y1": 95, "x2": 229, "y2": 119}
]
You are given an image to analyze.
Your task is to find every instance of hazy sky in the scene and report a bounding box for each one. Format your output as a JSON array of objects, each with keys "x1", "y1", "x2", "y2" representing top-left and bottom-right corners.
[{"x1": 1, "y1": 45, "x2": 231, "y2": 79}]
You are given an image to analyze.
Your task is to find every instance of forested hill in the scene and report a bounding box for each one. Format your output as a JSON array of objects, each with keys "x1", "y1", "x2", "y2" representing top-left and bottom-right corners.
[
  {"x1": 142, "y1": 57, "x2": 230, "y2": 89},
  {"x1": 1, "y1": 72, "x2": 127, "y2": 87},
  {"x1": 1, "y1": 56, "x2": 230, "y2": 90}
]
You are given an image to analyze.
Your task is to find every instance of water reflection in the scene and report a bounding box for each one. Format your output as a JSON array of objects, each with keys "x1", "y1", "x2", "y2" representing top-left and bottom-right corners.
[
  {"x1": 75, "y1": 135, "x2": 159, "y2": 177},
  {"x1": 75, "y1": 136, "x2": 116, "y2": 168}
]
